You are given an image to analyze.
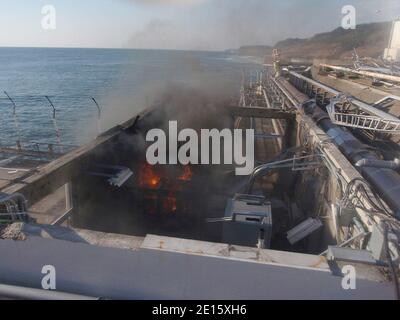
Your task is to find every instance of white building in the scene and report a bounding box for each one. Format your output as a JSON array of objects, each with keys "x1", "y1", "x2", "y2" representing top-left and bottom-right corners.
[{"x1": 384, "y1": 19, "x2": 400, "y2": 62}]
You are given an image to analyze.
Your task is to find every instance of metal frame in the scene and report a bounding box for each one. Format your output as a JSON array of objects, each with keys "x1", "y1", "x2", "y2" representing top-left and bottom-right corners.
[{"x1": 327, "y1": 95, "x2": 400, "y2": 133}]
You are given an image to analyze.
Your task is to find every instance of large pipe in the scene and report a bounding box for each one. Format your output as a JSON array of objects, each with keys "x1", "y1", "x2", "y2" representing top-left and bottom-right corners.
[
  {"x1": 288, "y1": 71, "x2": 400, "y2": 122},
  {"x1": 308, "y1": 105, "x2": 400, "y2": 219},
  {"x1": 273, "y1": 74, "x2": 400, "y2": 219},
  {"x1": 356, "y1": 159, "x2": 400, "y2": 170},
  {"x1": 320, "y1": 63, "x2": 400, "y2": 84},
  {"x1": 277, "y1": 72, "x2": 400, "y2": 220}
]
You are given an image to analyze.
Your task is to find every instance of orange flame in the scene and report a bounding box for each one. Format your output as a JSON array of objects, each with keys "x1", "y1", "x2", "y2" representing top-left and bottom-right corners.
[
  {"x1": 163, "y1": 193, "x2": 177, "y2": 214},
  {"x1": 179, "y1": 165, "x2": 193, "y2": 182},
  {"x1": 139, "y1": 163, "x2": 161, "y2": 189}
]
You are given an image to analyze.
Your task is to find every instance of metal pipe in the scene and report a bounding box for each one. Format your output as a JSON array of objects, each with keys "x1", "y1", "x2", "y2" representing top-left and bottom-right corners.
[
  {"x1": 246, "y1": 154, "x2": 320, "y2": 194},
  {"x1": 356, "y1": 159, "x2": 400, "y2": 170},
  {"x1": 51, "y1": 182, "x2": 74, "y2": 226},
  {"x1": 91, "y1": 98, "x2": 102, "y2": 134},
  {"x1": 0, "y1": 193, "x2": 27, "y2": 212},
  {"x1": 373, "y1": 95, "x2": 400, "y2": 105},
  {"x1": 319, "y1": 232, "x2": 368, "y2": 256},
  {"x1": 4, "y1": 91, "x2": 21, "y2": 149},
  {"x1": 271, "y1": 77, "x2": 299, "y2": 107},
  {"x1": 320, "y1": 63, "x2": 400, "y2": 84},
  {"x1": 274, "y1": 76, "x2": 310, "y2": 106},
  {"x1": 44, "y1": 96, "x2": 63, "y2": 152},
  {"x1": 310, "y1": 106, "x2": 400, "y2": 219},
  {"x1": 262, "y1": 88, "x2": 283, "y2": 149},
  {"x1": 288, "y1": 71, "x2": 400, "y2": 121},
  {"x1": 271, "y1": 71, "x2": 400, "y2": 219}
]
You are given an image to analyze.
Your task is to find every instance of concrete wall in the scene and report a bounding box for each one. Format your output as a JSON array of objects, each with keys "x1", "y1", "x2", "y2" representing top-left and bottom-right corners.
[
  {"x1": 384, "y1": 20, "x2": 400, "y2": 61},
  {"x1": 0, "y1": 235, "x2": 395, "y2": 300},
  {"x1": 389, "y1": 20, "x2": 400, "y2": 49}
]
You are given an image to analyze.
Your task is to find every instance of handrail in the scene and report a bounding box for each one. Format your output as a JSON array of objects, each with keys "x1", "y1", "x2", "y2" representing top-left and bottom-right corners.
[{"x1": 288, "y1": 71, "x2": 400, "y2": 123}]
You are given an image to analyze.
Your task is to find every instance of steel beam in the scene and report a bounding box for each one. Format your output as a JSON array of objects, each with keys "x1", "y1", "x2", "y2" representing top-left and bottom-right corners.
[
  {"x1": 227, "y1": 106, "x2": 295, "y2": 120},
  {"x1": 288, "y1": 71, "x2": 400, "y2": 121},
  {"x1": 1, "y1": 108, "x2": 153, "y2": 205}
]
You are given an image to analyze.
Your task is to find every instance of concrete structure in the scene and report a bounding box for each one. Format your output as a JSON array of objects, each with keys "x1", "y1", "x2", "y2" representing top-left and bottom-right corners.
[
  {"x1": 1, "y1": 66, "x2": 399, "y2": 300},
  {"x1": 384, "y1": 19, "x2": 400, "y2": 62},
  {"x1": 0, "y1": 224, "x2": 395, "y2": 300}
]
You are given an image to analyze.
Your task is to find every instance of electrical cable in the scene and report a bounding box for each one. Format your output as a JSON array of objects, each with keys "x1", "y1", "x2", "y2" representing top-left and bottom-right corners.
[{"x1": 384, "y1": 223, "x2": 400, "y2": 300}]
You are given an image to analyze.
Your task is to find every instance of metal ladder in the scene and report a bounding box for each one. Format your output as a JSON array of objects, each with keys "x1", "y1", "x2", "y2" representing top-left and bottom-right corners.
[{"x1": 326, "y1": 95, "x2": 400, "y2": 134}]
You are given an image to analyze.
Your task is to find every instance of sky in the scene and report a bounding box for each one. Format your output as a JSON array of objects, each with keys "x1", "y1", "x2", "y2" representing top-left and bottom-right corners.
[{"x1": 0, "y1": 0, "x2": 399, "y2": 50}]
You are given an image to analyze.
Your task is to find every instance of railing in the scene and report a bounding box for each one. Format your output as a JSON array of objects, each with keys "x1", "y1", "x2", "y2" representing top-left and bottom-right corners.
[
  {"x1": 287, "y1": 71, "x2": 400, "y2": 134},
  {"x1": 329, "y1": 112, "x2": 400, "y2": 133},
  {"x1": 327, "y1": 95, "x2": 400, "y2": 134},
  {"x1": 0, "y1": 92, "x2": 104, "y2": 151}
]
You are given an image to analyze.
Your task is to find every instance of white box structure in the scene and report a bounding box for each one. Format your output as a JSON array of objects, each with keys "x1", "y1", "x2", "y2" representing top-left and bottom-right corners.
[{"x1": 384, "y1": 19, "x2": 400, "y2": 62}]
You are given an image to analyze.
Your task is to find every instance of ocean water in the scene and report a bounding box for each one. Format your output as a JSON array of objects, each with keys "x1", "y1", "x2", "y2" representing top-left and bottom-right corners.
[{"x1": 0, "y1": 48, "x2": 257, "y2": 148}]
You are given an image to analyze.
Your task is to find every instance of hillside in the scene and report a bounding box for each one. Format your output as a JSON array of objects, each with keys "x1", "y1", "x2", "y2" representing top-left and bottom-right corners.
[
  {"x1": 237, "y1": 21, "x2": 392, "y2": 62},
  {"x1": 236, "y1": 45, "x2": 272, "y2": 57}
]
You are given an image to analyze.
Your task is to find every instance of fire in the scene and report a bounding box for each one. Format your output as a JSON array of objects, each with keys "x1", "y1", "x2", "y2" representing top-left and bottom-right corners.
[
  {"x1": 139, "y1": 163, "x2": 161, "y2": 189},
  {"x1": 139, "y1": 164, "x2": 193, "y2": 215},
  {"x1": 163, "y1": 193, "x2": 177, "y2": 214},
  {"x1": 179, "y1": 165, "x2": 193, "y2": 182}
]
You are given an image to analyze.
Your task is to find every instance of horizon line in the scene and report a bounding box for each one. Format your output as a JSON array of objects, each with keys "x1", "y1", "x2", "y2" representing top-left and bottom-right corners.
[{"x1": 0, "y1": 45, "x2": 228, "y2": 53}]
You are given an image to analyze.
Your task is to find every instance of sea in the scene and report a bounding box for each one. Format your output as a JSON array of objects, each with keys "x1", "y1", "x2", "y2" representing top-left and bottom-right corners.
[{"x1": 0, "y1": 47, "x2": 259, "y2": 149}]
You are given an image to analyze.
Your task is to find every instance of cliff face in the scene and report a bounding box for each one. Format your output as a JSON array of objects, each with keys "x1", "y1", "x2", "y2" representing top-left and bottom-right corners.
[{"x1": 236, "y1": 22, "x2": 392, "y2": 62}]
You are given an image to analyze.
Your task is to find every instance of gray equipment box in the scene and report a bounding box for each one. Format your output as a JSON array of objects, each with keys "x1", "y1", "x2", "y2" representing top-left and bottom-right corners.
[{"x1": 223, "y1": 194, "x2": 272, "y2": 248}]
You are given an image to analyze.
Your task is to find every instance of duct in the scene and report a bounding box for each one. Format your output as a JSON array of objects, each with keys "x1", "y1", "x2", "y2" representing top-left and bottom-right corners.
[
  {"x1": 276, "y1": 71, "x2": 400, "y2": 220},
  {"x1": 306, "y1": 104, "x2": 400, "y2": 219},
  {"x1": 319, "y1": 63, "x2": 400, "y2": 85},
  {"x1": 356, "y1": 159, "x2": 400, "y2": 170},
  {"x1": 271, "y1": 75, "x2": 312, "y2": 108},
  {"x1": 288, "y1": 71, "x2": 400, "y2": 122}
]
